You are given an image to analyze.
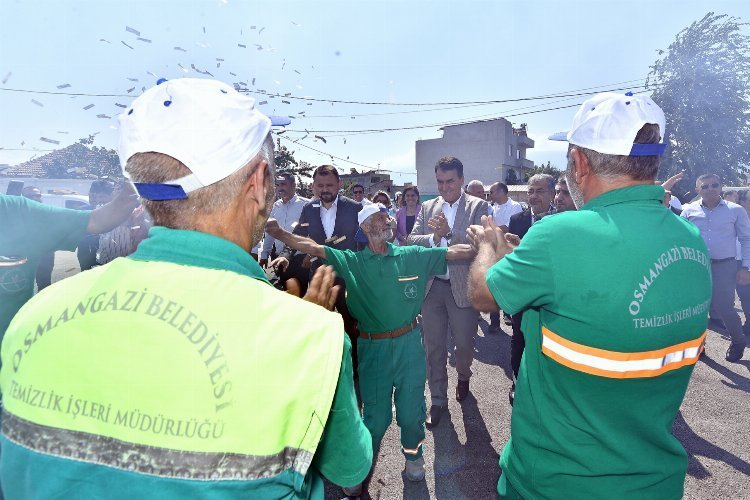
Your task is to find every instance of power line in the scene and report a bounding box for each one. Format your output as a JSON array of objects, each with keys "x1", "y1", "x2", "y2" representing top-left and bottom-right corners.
[
  {"x1": 278, "y1": 136, "x2": 376, "y2": 170},
  {"x1": 243, "y1": 78, "x2": 654, "y2": 107},
  {"x1": 0, "y1": 87, "x2": 135, "y2": 98}
]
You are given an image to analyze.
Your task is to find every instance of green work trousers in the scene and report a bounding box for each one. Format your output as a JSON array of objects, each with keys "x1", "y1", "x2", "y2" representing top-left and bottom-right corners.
[{"x1": 357, "y1": 327, "x2": 426, "y2": 460}]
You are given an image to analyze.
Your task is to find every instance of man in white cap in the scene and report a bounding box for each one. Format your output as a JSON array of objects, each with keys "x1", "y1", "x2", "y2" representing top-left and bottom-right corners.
[
  {"x1": 266, "y1": 203, "x2": 474, "y2": 495},
  {"x1": 467, "y1": 92, "x2": 711, "y2": 499},
  {"x1": 0, "y1": 78, "x2": 372, "y2": 499}
]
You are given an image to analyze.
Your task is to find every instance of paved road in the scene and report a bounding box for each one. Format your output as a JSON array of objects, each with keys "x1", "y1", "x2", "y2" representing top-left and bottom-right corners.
[
  {"x1": 49, "y1": 252, "x2": 750, "y2": 499},
  {"x1": 322, "y1": 318, "x2": 750, "y2": 499}
]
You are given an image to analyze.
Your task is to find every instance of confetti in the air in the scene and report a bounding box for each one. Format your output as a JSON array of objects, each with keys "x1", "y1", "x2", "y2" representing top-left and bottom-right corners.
[
  {"x1": 137, "y1": 37, "x2": 152, "y2": 43},
  {"x1": 229, "y1": 72, "x2": 237, "y2": 76},
  {"x1": 115, "y1": 103, "x2": 127, "y2": 108},
  {"x1": 252, "y1": 78, "x2": 256, "y2": 86},
  {"x1": 56, "y1": 83, "x2": 71, "y2": 89},
  {"x1": 97, "y1": 114, "x2": 112, "y2": 119},
  {"x1": 31, "y1": 99, "x2": 44, "y2": 107},
  {"x1": 121, "y1": 41, "x2": 134, "y2": 50},
  {"x1": 259, "y1": 27, "x2": 265, "y2": 34},
  {"x1": 238, "y1": 44, "x2": 246, "y2": 48},
  {"x1": 174, "y1": 46, "x2": 187, "y2": 52},
  {"x1": 2, "y1": 72, "x2": 12, "y2": 84},
  {"x1": 127, "y1": 77, "x2": 139, "y2": 81},
  {"x1": 40, "y1": 137, "x2": 60, "y2": 145},
  {"x1": 99, "y1": 39, "x2": 111, "y2": 44},
  {"x1": 258, "y1": 100, "x2": 268, "y2": 105},
  {"x1": 126, "y1": 26, "x2": 141, "y2": 36},
  {"x1": 83, "y1": 104, "x2": 95, "y2": 110},
  {"x1": 282, "y1": 100, "x2": 291, "y2": 104},
  {"x1": 127, "y1": 87, "x2": 135, "y2": 93}
]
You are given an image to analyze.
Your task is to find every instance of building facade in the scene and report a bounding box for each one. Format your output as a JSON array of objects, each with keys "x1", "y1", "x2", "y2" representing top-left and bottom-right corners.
[{"x1": 416, "y1": 119, "x2": 534, "y2": 198}]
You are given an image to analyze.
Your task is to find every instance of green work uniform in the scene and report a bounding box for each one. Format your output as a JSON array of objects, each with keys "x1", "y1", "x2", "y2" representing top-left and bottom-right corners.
[
  {"x1": 324, "y1": 243, "x2": 447, "y2": 460},
  {"x1": 0, "y1": 194, "x2": 90, "y2": 339},
  {"x1": 486, "y1": 185, "x2": 711, "y2": 500},
  {"x1": 1, "y1": 227, "x2": 372, "y2": 499}
]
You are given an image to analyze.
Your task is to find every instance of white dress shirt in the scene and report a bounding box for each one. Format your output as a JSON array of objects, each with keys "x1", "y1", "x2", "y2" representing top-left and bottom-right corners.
[
  {"x1": 429, "y1": 197, "x2": 461, "y2": 279},
  {"x1": 261, "y1": 194, "x2": 308, "y2": 258},
  {"x1": 320, "y1": 196, "x2": 339, "y2": 240},
  {"x1": 492, "y1": 198, "x2": 523, "y2": 227}
]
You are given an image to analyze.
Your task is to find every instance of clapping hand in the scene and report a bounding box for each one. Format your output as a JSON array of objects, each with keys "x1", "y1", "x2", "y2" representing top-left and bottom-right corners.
[{"x1": 303, "y1": 265, "x2": 340, "y2": 310}]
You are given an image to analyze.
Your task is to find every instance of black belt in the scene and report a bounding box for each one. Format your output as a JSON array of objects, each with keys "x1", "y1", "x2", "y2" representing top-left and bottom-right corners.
[
  {"x1": 433, "y1": 277, "x2": 450, "y2": 283},
  {"x1": 711, "y1": 257, "x2": 735, "y2": 263}
]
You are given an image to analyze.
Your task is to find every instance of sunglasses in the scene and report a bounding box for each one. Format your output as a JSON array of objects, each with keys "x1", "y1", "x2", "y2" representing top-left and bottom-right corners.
[{"x1": 700, "y1": 182, "x2": 720, "y2": 190}]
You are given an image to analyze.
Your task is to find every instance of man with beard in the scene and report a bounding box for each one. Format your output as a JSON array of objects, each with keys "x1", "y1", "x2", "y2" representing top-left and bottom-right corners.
[
  {"x1": 554, "y1": 175, "x2": 577, "y2": 213},
  {"x1": 266, "y1": 203, "x2": 474, "y2": 495},
  {"x1": 467, "y1": 92, "x2": 711, "y2": 499},
  {"x1": 273, "y1": 164, "x2": 363, "y2": 367},
  {"x1": 505, "y1": 173, "x2": 556, "y2": 404},
  {"x1": 1, "y1": 78, "x2": 372, "y2": 499}
]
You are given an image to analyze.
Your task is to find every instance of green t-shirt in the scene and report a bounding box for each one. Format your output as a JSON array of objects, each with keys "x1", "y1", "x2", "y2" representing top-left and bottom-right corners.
[
  {"x1": 324, "y1": 243, "x2": 447, "y2": 333},
  {"x1": 486, "y1": 185, "x2": 711, "y2": 500},
  {"x1": 0, "y1": 194, "x2": 90, "y2": 338}
]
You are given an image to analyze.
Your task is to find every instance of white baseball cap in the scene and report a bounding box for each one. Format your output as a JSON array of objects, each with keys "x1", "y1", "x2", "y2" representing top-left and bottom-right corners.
[
  {"x1": 358, "y1": 202, "x2": 388, "y2": 225},
  {"x1": 355, "y1": 203, "x2": 389, "y2": 243},
  {"x1": 549, "y1": 92, "x2": 666, "y2": 157},
  {"x1": 118, "y1": 78, "x2": 290, "y2": 200}
]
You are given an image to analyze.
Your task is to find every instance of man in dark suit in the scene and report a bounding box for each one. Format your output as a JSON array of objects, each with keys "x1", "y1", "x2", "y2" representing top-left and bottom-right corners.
[
  {"x1": 408, "y1": 156, "x2": 486, "y2": 427},
  {"x1": 273, "y1": 164, "x2": 363, "y2": 365},
  {"x1": 507, "y1": 173, "x2": 555, "y2": 404}
]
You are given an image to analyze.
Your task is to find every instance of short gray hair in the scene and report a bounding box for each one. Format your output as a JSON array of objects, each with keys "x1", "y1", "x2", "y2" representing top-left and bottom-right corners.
[
  {"x1": 528, "y1": 174, "x2": 555, "y2": 192},
  {"x1": 569, "y1": 123, "x2": 662, "y2": 181},
  {"x1": 126, "y1": 134, "x2": 275, "y2": 229}
]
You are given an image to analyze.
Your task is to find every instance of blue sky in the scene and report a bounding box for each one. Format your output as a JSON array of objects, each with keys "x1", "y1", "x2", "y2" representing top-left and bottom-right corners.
[{"x1": 1, "y1": 0, "x2": 748, "y2": 184}]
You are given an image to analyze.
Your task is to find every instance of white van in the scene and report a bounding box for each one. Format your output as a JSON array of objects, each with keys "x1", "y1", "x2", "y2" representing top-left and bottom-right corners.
[{"x1": 40, "y1": 193, "x2": 90, "y2": 210}]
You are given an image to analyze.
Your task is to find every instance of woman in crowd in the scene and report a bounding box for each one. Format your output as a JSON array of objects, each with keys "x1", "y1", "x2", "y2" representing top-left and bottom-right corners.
[
  {"x1": 395, "y1": 186, "x2": 421, "y2": 246},
  {"x1": 373, "y1": 191, "x2": 395, "y2": 216}
]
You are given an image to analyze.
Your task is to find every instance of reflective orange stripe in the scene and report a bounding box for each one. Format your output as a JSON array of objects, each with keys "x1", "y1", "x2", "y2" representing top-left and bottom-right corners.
[
  {"x1": 402, "y1": 440, "x2": 424, "y2": 455},
  {"x1": 541, "y1": 327, "x2": 706, "y2": 379}
]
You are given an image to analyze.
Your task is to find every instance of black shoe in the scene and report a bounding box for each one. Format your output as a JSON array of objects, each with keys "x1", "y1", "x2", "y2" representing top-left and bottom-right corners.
[
  {"x1": 456, "y1": 380, "x2": 470, "y2": 402},
  {"x1": 426, "y1": 405, "x2": 446, "y2": 429},
  {"x1": 726, "y1": 343, "x2": 745, "y2": 362},
  {"x1": 508, "y1": 382, "x2": 515, "y2": 406}
]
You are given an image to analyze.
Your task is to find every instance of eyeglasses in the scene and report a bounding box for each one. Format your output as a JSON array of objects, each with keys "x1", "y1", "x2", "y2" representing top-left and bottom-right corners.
[{"x1": 700, "y1": 182, "x2": 720, "y2": 190}]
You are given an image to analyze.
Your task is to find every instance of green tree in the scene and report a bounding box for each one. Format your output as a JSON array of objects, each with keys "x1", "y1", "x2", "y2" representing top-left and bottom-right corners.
[
  {"x1": 524, "y1": 161, "x2": 563, "y2": 182},
  {"x1": 274, "y1": 140, "x2": 314, "y2": 198},
  {"x1": 647, "y1": 12, "x2": 750, "y2": 196}
]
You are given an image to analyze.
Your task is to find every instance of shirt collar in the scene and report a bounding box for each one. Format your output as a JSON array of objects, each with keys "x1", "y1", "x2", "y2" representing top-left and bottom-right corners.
[
  {"x1": 580, "y1": 184, "x2": 664, "y2": 210},
  {"x1": 441, "y1": 192, "x2": 464, "y2": 208},
  {"x1": 700, "y1": 198, "x2": 726, "y2": 210},
  {"x1": 130, "y1": 226, "x2": 270, "y2": 284},
  {"x1": 362, "y1": 241, "x2": 396, "y2": 259},
  {"x1": 319, "y1": 196, "x2": 338, "y2": 210}
]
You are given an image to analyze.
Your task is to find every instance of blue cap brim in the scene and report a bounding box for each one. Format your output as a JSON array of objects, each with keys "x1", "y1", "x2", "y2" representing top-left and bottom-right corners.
[
  {"x1": 548, "y1": 131, "x2": 568, "y2": 141},
  {"x1": 268, "y1": 115, "x2": 291, "y2": 127}
]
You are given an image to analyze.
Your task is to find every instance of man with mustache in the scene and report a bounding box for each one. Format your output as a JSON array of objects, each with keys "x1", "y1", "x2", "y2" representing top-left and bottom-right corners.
[
  {"x1": 266, "y1": 203, "x2": 474, "y2": 495},
  {"x1": 467, "y1": 92, "x2": 711, "y2": 499},
  {"x1": 1, "y1": 78, "x2": 372, "y2": 499}
]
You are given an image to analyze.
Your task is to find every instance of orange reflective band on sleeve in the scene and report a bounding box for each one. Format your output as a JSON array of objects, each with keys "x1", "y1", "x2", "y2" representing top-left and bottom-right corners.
[{"x1": 541, "y1": 327, "x2": 706, "y2": 379}]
